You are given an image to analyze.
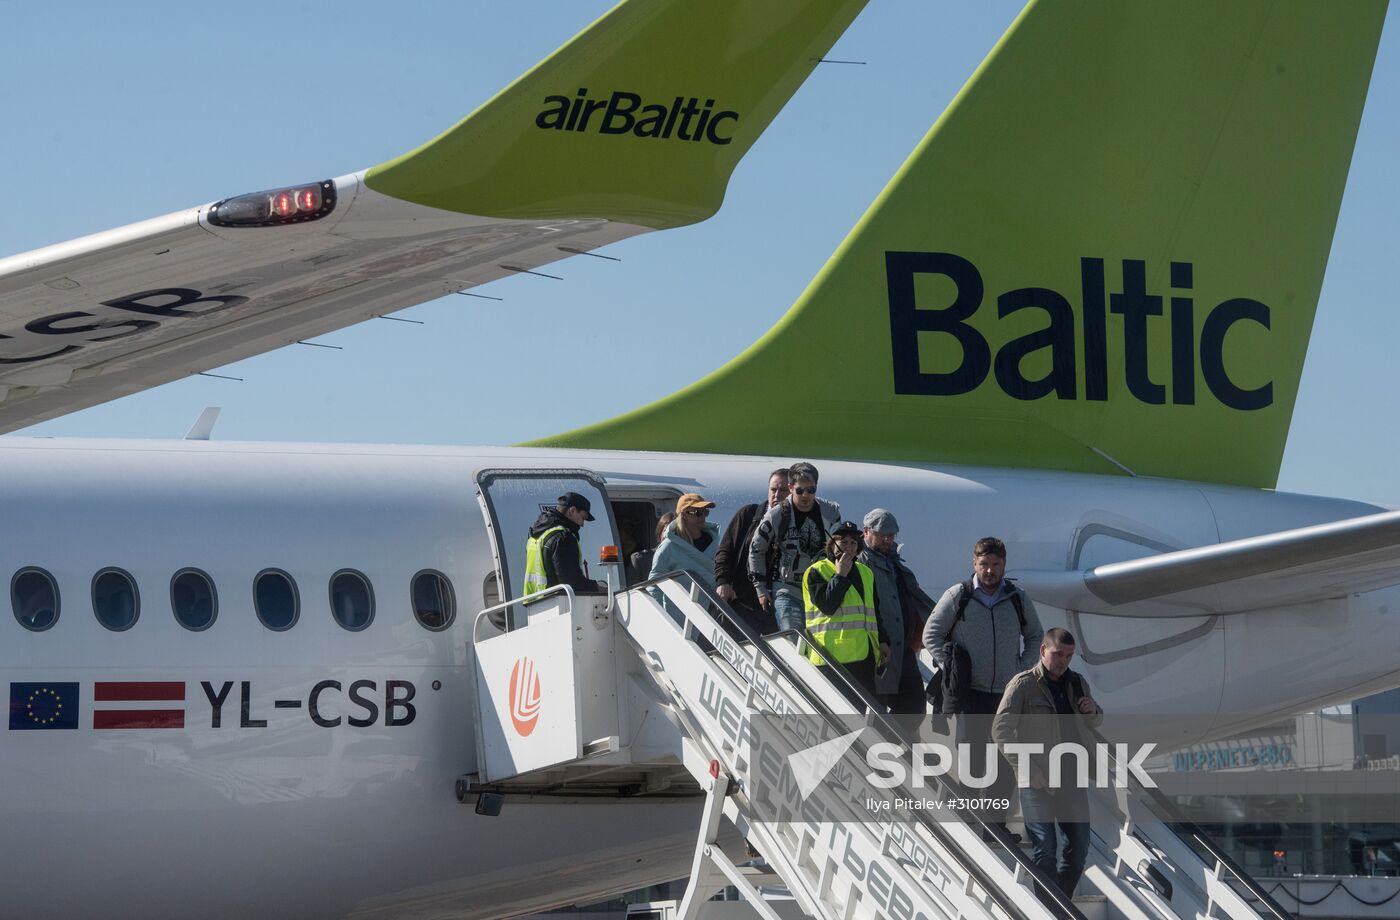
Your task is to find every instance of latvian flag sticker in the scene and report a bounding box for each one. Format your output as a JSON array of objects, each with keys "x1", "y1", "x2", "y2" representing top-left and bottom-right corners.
[{"x1": 93, "y1": 681, "x2": 185, "y2": 729}]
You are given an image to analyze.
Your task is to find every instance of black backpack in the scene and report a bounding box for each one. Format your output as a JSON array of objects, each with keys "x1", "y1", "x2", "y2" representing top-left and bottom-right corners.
[{"x1": 925, "y1": 579, "x2": 1026, "y2": 715}]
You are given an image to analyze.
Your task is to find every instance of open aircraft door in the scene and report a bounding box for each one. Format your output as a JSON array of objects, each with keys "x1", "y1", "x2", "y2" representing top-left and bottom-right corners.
[
  {"x1": 470, "y1": 469, "x2": 624, "y2": 781},
  {"x1": 473, "y1": 468, "x2": 619, "y2": 631}
]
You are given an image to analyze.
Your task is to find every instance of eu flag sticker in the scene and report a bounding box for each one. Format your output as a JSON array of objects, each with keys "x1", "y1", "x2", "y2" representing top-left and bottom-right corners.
[{"x1": 9, "y1": 682, "x2": 79, "y2": 730}]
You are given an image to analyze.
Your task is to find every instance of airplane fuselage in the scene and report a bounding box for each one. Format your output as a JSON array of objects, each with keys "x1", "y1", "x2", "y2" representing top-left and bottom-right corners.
[{"x1": 1, "y1": 437, "x2": 1393, "y2": 919}]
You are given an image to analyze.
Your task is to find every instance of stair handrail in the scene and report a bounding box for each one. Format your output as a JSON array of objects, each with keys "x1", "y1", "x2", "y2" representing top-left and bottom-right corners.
[
  {"x1": 1082, "y1": 723, "x2": 1294, "y2": 920},
  {"x1": 630, "y1": 568, "x2": 1085, "y2": 920},
  {"x1": 472, "y1": 582, "x2": 577, "y2": 642}
]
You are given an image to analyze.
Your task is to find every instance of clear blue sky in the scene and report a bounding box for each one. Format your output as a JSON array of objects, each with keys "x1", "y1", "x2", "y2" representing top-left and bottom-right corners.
[{"x1": 1, "y1": 3, "x2": 1396, "y2": 505}]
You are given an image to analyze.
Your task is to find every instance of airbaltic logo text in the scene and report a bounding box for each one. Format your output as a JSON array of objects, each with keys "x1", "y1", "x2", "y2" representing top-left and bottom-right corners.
[
  {"x1": 886, "y1": 252, "x2": 1273, "y2": 410},
  {"x1": 536, "y1": 89, "x2": 738, "y2": 145}
]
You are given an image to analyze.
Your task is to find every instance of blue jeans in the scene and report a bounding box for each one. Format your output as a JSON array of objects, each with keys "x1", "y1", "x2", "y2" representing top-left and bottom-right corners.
[
  {"x1": 773, "y1": 590, "x2": 805, "y2": 634},
  {"x1": 1021, "y1": 787, "x2": 1091, "y2": 901}
]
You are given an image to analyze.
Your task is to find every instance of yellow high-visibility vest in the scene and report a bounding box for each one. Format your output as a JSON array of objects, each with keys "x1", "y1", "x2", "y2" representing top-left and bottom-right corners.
[
  {"x1": 523, "y1": 525, "x2": 580, "y2": 596},
  {"x1": 801, "y1": 558, "x2": 879, "y2": 665}
]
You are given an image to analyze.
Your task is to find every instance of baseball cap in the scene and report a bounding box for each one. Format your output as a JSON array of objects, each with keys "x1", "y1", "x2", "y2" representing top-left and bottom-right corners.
[
  {"x1": 676, "y1": 493, "x2": 717, "y2": 515},
  {"x1": 863, "y1": 508, "x2": 899, "y2": 535},
  {"x1": 830, "y1": 520, "x2": 861, "y2": 538},
  {"x1": 557, "y1": 491, "x2": 596, "y2": 521}
]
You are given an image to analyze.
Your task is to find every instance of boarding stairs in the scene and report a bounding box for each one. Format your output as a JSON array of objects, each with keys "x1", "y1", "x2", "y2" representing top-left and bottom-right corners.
[{"x1": 467, "y1": 569, "x2": 1294, "y2": 920}]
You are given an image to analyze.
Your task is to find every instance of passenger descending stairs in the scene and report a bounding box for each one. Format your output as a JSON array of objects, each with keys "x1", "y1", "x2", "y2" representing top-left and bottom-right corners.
[{"x1": 468, "y1": 572, "x2": 1296, "y2": 920}]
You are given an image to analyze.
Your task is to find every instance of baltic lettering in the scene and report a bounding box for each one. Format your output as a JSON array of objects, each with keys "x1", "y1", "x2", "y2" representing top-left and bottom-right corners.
[{"x1": 886, "y1": 251, "x2": 1273, "y2": 409}]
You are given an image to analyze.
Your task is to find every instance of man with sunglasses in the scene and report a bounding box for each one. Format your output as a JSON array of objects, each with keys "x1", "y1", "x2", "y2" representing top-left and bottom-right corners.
[{"x1": 748, "y1": 465, "x2": 841, "y2": 634}]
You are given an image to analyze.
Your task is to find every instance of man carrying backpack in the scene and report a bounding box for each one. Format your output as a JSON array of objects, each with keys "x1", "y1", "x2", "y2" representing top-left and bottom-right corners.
[
  {"x1": 923, "y1": 537, "x2": 1043, "y2": 839},
  {"x1": 748, "y1": 464, "x2": 840, "y2": 634}
]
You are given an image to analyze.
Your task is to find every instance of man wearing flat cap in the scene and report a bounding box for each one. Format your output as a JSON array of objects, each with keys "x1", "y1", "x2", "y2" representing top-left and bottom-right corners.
[
  {"x1": 523, "y1": 491, "x2": 605, "y2": 598},
  {"x1": 860, "y1": 509, "x2": 936, "y2": 714}
]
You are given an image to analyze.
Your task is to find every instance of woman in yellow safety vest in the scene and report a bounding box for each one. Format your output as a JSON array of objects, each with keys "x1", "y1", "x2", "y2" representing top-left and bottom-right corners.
[{"x1": 801, "y1": 520, "x2": 890, "y2": 708}]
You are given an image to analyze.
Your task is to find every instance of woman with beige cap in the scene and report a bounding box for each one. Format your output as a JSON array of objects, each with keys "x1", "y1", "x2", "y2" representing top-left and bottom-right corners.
[{"x1": 648, "y1": 493, "x2": 721, "y2": 611}]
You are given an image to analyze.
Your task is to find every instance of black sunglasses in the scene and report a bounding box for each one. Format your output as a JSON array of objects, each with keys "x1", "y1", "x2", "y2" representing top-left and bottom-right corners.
[
  {"x1": 684, "y1": 508, "x2": 710, "y2": 517},
  {"x1": 793, "y1": 487, "x2": 815, "y2": 496}
]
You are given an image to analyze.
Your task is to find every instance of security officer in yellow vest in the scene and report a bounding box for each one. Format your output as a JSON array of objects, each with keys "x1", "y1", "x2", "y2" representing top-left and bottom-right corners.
[
  {"x1": 802, "y1": 521, "x2": 891, "y2": 708},
  {"x1": 523, "y1": 492, "x2": 607, "y2": 599}
]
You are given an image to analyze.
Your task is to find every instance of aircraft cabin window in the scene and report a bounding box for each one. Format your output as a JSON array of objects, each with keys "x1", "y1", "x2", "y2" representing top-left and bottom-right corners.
[
  {"x1": 92, "y1": 568, "x2": 139, "y2": 632},
  {"x1": 330, "y1": 569, "x2": 374, "y2": 632},
  {"x1": 254, "y1": 569, "x2": 299, "y2": 631},
  {"x1": 412, "y1": 570, "x2": 456, "y2": 631},
  {"x1": 171, "y1": 568, "x2": 217, "y2": 631},
  {"x1": 12, "y1": 568, "x2": 59, "y2": 632}
]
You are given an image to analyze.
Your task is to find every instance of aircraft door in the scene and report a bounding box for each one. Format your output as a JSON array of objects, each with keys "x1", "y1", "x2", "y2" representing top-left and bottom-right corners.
[{"x1": 474, "y1": 468, "x2": 619, "y2": 631}]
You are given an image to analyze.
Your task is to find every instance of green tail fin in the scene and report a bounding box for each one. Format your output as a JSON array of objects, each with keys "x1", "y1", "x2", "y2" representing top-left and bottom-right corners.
[
  {"x1": 364, "y1": 0, "x2": 867, "y2": 229},
  {"x1": 531, "y1": 0, "x2": 1386, "y2": 488}
]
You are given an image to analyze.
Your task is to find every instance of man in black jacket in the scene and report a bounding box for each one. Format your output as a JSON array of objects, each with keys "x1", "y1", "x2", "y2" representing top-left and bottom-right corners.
[{"x1": 714, "y1": 468, "x2": 789, "y2": 634}]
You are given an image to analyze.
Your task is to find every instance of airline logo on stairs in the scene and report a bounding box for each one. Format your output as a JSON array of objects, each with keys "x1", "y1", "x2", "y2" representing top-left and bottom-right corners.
[{"x1": 508, "y1": 657, "x2": 542, "y2": 737}]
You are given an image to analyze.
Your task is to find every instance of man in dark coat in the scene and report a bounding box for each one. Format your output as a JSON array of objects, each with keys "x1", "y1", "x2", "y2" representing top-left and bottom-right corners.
[
  {"x1": 714, "y1": 468, "x2": 789, "y2": 634},
  {"x1": 859, "y1": 508, "x2": 935, "y2": 714}
]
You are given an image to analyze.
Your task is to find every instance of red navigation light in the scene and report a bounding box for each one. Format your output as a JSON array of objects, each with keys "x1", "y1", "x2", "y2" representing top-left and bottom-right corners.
[
  {"x1": 273, "y1": 192, "x2": 296, "y2": 217},
  {"x1": 208, "y1": 179, "x2": 336, "y2": 228}
]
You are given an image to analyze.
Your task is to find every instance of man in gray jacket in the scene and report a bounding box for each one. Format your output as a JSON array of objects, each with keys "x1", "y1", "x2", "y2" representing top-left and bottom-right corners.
[
  {"x1": 923, "y1": 536, "x2": 1043, "y2": 837},
  {"x1": 859, "y1": 508, "x2": 934, "y2": 714},
  {"x1": 748, "y1": 464, "x2": 840, "y2": 633}
]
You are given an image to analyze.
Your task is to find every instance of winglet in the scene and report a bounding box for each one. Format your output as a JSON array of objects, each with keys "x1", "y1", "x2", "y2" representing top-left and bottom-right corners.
[{"x1": 365, "y1": 0, "x2": 868, "y2": 229}]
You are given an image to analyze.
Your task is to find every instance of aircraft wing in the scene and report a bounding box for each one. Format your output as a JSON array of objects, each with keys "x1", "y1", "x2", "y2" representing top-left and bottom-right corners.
[
  {"x1": 0, "y1": 186, "x2": 634, "y2": 428},
  {"x1": 0, "y1": 0, "x2": 866, "y2": 433},
  {"x1": 1019, "y1": 509, "x2": 1400, "y2": 617}
]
